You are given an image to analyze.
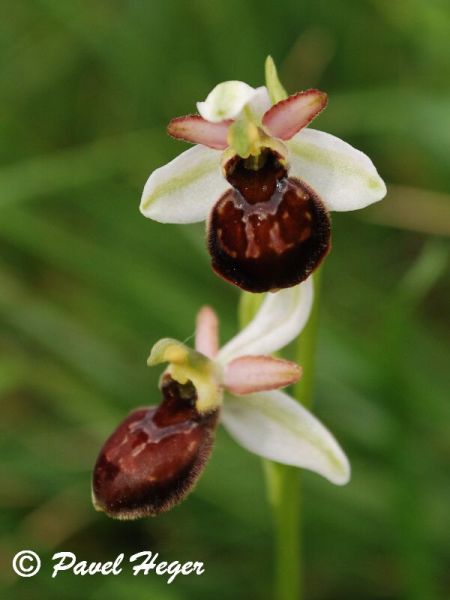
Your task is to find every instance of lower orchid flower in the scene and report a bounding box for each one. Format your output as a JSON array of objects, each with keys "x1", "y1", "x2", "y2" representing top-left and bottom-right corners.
[
  {"x1": 92, "y1": 281, "x2": 350, "y2": 519},
  {"x1": 140, "y1": 57, "x2": 386, "y2": 292}
]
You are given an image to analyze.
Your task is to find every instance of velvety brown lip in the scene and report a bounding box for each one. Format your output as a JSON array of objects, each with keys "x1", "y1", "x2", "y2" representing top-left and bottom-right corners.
[
  {"x1": 92, "y1": 376, "x2": 219, "y2": 519},
  {"x1": 208, "y1": 149, "x2": 331, "y2": 292}
]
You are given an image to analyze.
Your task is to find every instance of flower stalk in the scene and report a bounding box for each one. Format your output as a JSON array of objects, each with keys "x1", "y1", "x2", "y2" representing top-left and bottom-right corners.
[
  {"x1": 240, "y1": 270, "x2": 322, "y2": 600},
  {"x1": 264, "y1": 461, "x2": 301, "y2": 600}
]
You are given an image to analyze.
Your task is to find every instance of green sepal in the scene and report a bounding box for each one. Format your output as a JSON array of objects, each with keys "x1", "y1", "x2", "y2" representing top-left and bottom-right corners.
[{"x1": 265, "y1": 56, "x2": 288, "y2": 104}]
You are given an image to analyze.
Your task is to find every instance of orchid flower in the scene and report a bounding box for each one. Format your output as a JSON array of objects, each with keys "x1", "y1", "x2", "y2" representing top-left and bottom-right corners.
[
  {"x1": 92, "y1": 281, "x2": 350, "y2": 519},
  {"x1": 140, "y1": 57, "x2": 386, "y2": 292}
]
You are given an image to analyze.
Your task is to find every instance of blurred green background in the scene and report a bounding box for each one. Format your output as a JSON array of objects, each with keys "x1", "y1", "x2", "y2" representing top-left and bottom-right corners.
[{"x1": 1, "y1": 1, "x2": 449, "y2": 599}]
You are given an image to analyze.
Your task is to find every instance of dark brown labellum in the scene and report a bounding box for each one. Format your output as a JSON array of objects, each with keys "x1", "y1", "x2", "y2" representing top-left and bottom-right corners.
[
  {"x1": 92, "y1": 376, "x2": 219, "y2": 519},
  {"x1": 208, "y1": 149, "x2": 331, "y2": 292}
]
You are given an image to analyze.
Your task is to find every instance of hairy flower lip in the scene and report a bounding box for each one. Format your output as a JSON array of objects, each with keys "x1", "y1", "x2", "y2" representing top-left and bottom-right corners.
[
  {"x1": 207, "y1": 155, "x2": 332, "y2": 293},
  {"x1": 92, "y1": 376, "x2": 220, "y2": 519},
  {"x1": 206, "y1": 147, "x2": 332, "y2": 292}
]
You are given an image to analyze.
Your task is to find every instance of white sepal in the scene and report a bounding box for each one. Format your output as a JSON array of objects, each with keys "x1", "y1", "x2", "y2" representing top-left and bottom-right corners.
[
  {"x1": 246, "y1": 86, "x2": 272, "y2": 121},
  {"x1": 222, "y1": 390, "x2": 350, "y2": 485},
  {"x1": 218, "y1": 279, "x2": 313, "y2": 364},
  {"x1": 140, "y1": 145, "x2": 229, "y2": 224},
  {"x1": 197, "y1": 81, "x2": 257, "y2": 123},
  {"x1": 287, "y1": 128, "x2": 386, "y2": 212}
]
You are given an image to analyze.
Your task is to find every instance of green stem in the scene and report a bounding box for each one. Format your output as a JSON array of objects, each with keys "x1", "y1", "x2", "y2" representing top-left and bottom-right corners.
[
  {"x1": 293, "y1": 269, "x2": 322, "y2": 411},
  {"x1": 239, "y1": 271, "x2": 322, "y2": 600},
  {"x1": 264, "y1": 461, "x2": 301, "y2": 600}
]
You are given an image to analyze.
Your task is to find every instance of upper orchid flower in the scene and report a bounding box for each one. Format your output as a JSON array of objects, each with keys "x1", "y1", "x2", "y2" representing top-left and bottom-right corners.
[
  {"x1": 92, "y1": 281, "x2": 350, "y2": 519},
  {"x1": 140, "y1": 57, "x2": 386, "y2": 292}
]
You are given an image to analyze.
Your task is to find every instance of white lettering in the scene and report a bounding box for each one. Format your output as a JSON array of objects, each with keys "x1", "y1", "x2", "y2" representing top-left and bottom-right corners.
[
  {"x1": 155, "y1": 561, "x2": 168, "y2": 575},
  {"x1": 50, "y1": 550, "x2": 203, "y2": 582},
  {"x1": 181, "y1": 561, "x2": 194, "y2": 575},
  {"x1": 112, "y1": 553, "x2": 124, "y2": 575},
  {"x1": 129, "y1": 551, "x2": 157, "y2": 576},
  {"x1": 51, "y1": 552, "x2": 76, "y2": 578},
  {"x1": 193, "y1": 561, "x2": 205, "y2": 575},
  {"x1": 166, "y1": 561, "x2": 182, "y2": 583}
]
